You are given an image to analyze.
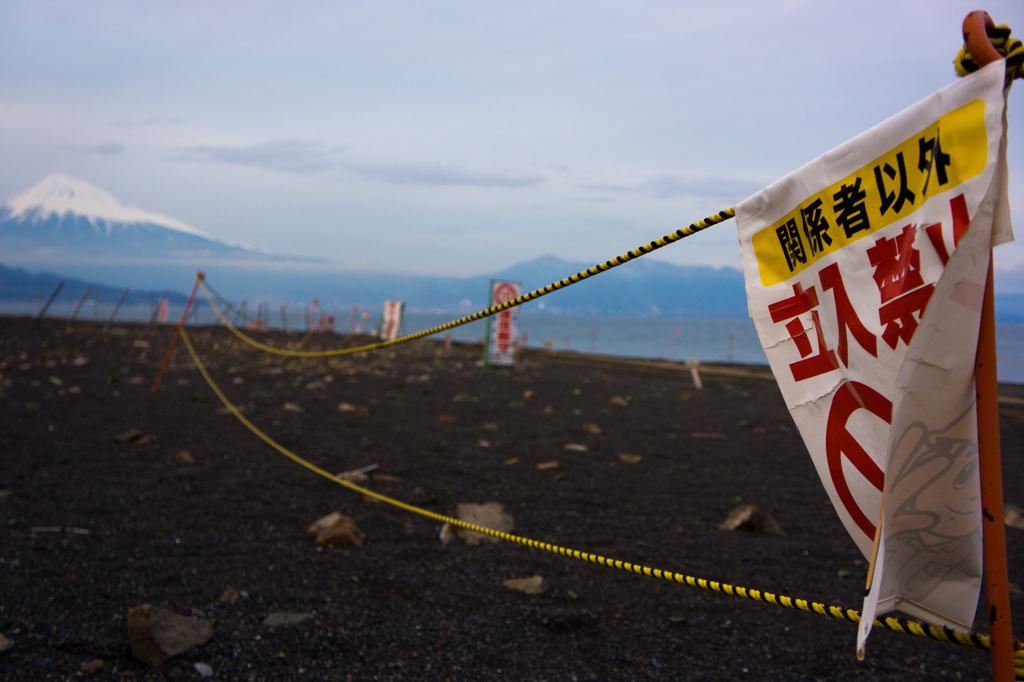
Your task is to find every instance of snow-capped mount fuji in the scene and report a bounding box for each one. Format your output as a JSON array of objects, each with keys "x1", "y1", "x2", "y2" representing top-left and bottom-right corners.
[
  {"x1": 4, "y1": 173, "x2": 212, "y2": 237},
  {"x1": 0, "y1": 174, "x2": 319, "y2": 266}
]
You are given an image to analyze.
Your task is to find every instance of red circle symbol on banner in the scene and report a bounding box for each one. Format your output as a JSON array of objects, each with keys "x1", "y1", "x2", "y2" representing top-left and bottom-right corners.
[{"x1": 825, "y1": 380, "x2": 891, "y2": 539}]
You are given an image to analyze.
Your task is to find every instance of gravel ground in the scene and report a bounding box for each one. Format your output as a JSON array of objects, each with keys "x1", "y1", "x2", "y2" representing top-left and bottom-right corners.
[{"x1": 1, "y1": 317, "x2": 1022, "y2": 680}]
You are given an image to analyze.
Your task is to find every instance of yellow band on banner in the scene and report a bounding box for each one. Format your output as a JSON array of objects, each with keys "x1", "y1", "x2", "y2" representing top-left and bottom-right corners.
[{"x1": 752, "y1": 98, "x2": 988, "y2": 286}]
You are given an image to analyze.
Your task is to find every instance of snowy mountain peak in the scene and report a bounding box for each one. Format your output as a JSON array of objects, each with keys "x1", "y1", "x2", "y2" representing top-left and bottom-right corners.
[{"x1": 4, "y1": 174, "x2": 210, "y2": 238}]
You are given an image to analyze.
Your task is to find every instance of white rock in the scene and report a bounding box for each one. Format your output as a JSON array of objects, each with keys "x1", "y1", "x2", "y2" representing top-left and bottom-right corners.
[
  {"x1": 504, "y1": 576, "x2": 548, "y2": 595},
  {"x1": 455, "y1": 502, "x2": 514, "y2": 545}
]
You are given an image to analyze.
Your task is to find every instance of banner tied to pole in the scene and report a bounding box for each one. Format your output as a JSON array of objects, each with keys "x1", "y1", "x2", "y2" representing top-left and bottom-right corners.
[
  {"x1": 381, "y1": 300, "x2": 404, "y2": 341},
  {"x1": 485, "y1": 280, "x2": 522, "y2": 367},
  {"x1": 736, "y1": 60, "x2": 1012, "y2": 657}
]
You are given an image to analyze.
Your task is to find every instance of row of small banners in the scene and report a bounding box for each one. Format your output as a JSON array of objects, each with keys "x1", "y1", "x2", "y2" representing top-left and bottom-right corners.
[{"x1": 380, "y1": 279, "x2": 521, "y2": 368}]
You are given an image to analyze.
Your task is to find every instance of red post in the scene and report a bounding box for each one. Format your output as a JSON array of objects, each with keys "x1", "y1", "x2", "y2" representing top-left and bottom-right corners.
[
  {"x1": 151, "y1": 272, "x2": 204, "y2": 393},
  {"x1": 975, "y1": 261, "x2": 1016, "y2": 681},
  {"x1": 308, "y1": 297, "x2": 318, "y2": 351}
]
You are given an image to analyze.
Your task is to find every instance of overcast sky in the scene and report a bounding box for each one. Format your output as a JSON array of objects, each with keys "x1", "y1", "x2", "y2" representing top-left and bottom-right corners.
[{"x1": 2, "y1": 0, "x2": 1022, "y2": 279}]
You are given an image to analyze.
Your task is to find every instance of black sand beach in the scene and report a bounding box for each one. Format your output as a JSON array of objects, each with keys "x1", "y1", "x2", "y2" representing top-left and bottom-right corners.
[{"x1": 1, "y1": 317, "x2": 1023, "y2": 680}]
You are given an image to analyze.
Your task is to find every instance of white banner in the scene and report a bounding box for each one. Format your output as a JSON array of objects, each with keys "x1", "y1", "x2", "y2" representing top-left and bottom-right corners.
[
  {"x1": 381, "y1": 300, "x2": 404, "y2": 341},
  {"x1": 486, "y1": 280, "x2": 521, "y2": 367},
  {"x1": 736, "y1": 61, "x2": 1011, "y2": 655}
]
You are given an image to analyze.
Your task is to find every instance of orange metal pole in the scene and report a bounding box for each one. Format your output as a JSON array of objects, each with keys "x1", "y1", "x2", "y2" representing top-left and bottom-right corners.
[
  {"x1": 151, "y1": 272, "x2": 204, "y2": 393},
  {"x1": 975, "y1": 261, "x2": 1016, "y2": 681},
  {"x1": 961, "y1": 12, "x2": 1017, "y2": 679}
]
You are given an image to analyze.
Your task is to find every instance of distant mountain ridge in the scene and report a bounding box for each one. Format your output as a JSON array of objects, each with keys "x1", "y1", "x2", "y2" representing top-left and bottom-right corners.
[
  {"x1": 0, "y1": 262, "x2": 189, "y2": 308},
  {"x1": 0, "y1": 254, "x2": 752, "y2": 318},
  {"x1": 1, "y1": 174, "x2": 1022, "y2": 321}
]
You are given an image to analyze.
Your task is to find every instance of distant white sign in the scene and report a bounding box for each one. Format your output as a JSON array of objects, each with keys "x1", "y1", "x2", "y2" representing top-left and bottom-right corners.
[
  {"x1": 380, "y1": 300, "x2": 404, "y2": 341},
  {"x1": 485, "y1": 280, "x2": 521, "y2": 367}
]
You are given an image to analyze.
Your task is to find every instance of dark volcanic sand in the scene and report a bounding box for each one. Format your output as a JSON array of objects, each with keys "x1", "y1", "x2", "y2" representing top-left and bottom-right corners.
[{"x1": 1, "y1": 317, "x2": 1023, "y2": 681}]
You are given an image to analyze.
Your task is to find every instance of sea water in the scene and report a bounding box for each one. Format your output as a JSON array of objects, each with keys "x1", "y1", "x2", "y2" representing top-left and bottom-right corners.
[
  {"x1": 404, "y1": 312, "x2": 1024, "y2": 385},
  {"x1": 5, "y1": 301, "x2": 1024, "y2": 384}
]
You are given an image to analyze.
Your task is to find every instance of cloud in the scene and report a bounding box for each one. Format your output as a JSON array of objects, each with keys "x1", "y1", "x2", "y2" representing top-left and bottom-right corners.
[
  {"x1": 640, "y1": 175, "x2": 767, "y2": 202},
  {"x1": 572, "y1": 173, "x2": 766, "y2": 204},
  {"x1": 350, "y1": 163, "x2": 544, "y2": 188},
  {"x1": 175, "y1": 138, "x2": 542, "y2": 188},
  {"x1": 181, "y1": 139, "x2": 340, "y2": 174},
  {"x1": 113, "y1": 116, "x2": 185, "y2": 129},
  {"x1": 72, "y1": 142, "x2": 125, "y2": 156}
]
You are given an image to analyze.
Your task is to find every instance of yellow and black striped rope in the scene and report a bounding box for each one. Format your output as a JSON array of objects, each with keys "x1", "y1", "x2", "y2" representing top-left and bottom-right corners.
[
  {"x1": 197, "y1": 208, "x2": 736, "y2": 358},
  {"x1": 178, "y1": 326, "x2": 1023, "y2": 670},
  {"x1": 955, "y1": 20, "x2": 1024, "y2": 81}
]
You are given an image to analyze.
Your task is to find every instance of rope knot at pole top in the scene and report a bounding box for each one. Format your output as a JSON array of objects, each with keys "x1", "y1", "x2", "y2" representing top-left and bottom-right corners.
[{"x1": 955, "y1": 11, "x2": 1024, "y2": 81}]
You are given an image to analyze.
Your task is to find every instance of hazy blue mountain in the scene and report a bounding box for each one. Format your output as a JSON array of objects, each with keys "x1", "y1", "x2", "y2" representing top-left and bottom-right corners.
[
  {"x1": 995, "y1": 293, "x2": 1024, "y2": 322},
  {"x1": 490, "y1": 254, "x2": 748, "y2": 317},
  {"x1": 0, "y1": 253, "x2": 751, "y2": 318},
  {"x1": 1, "y1": 174, "x2": 1022, "y2": 321},
  {"x1": 0, "y1": 262, "x2": 189, "y2": 307},
  {"x1": 6, "y1": 255, "x2": 1022, "y2": 322}
]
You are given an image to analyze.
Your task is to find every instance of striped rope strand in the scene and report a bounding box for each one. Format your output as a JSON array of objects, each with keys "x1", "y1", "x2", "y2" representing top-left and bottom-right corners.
[
  {"x1": 177, "y1": 326, "x2": 1022, "y2": 668},
  {"x1": 955, "y1": 20, "x2": 1024, "y2": 80}
]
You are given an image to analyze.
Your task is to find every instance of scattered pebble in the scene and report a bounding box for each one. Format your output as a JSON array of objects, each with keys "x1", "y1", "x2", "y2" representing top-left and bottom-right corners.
[
  {"x1": 80, "y1": 658, "x2": 104, "y2": 673},
  {"x1": 219, "y1": 587, "x2": 240, "y2": 603},
  {"x1": 504, "y1": 575, "x2": 548, "y2": 595},
  {"x1": 128, "y1": 604, "x2": 213, "y2": 666},
  {"x1": 113, "y1": 429, "x2": 142, "y2": 443},
  {"x1": 1005, "y1": 503, "x2": 1024, "y2": 529},
  {"x1": 262, "y1": 612, "x2": 314, "y2": 627},
  {"x1": 307, "y1": 512, "x2": 364, "y2": 546},
  {"x1": 720, "y1": 504, "x2": 783, "y2": 535},
  {"x1": 455, "y1": 502, "x2": 514, "y2": 545}
]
